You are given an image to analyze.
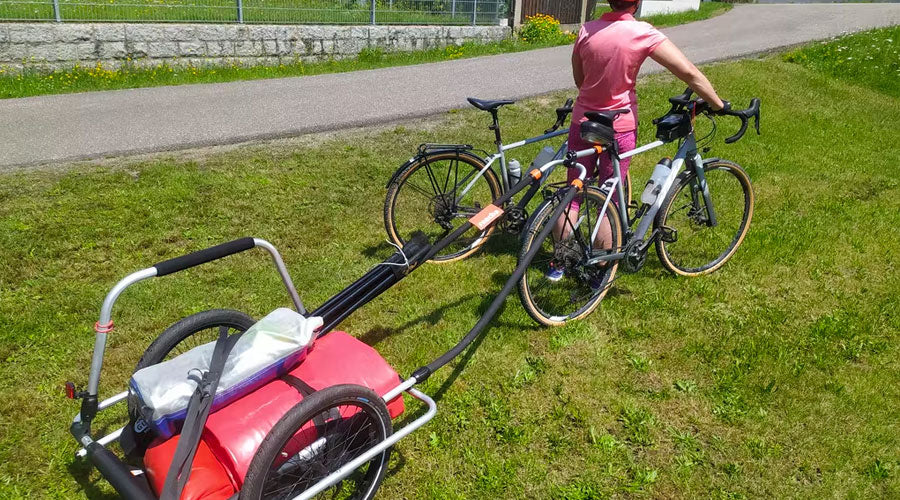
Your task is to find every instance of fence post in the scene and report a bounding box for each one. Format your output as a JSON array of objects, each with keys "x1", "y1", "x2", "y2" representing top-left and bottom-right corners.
[
  {"x1": 471, "y1": 0, "x2": 477, "y2": 25},
  {"x1": 52, "y1": 0, "x2": 61, "y2": 22},
  {"x1": 370, "y1": 0, "x2": 376, "y2": 25},
  {"x1": 236, "y1": 0, "x2": 243, "y2": 23},
  {"x1": 451, "y1": 0, "x2": 456, "y2": 18},
  {"x1": 512, "y1": 0, "x2": 523, "y2": 27}
]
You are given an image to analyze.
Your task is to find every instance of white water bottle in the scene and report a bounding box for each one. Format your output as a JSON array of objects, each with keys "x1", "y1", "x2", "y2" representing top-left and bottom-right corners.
[
  {"x1": 641, "y1": 158, "x2": 673, "y2": 205},
  {"x1": 508, "y1": 159, "x2": 522, "y2": 185},
  {"x1": 530, "y1": 146, "x2": 556, "y2": 170}
]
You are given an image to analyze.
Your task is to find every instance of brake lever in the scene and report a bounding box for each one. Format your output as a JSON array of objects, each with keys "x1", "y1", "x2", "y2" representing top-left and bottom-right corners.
[
  {"x1": 752, "y1": 98, "x2": 761, "y2": 135},
  {"x1": 545, "y1": 98, "x2": 575, "y2": 134}
]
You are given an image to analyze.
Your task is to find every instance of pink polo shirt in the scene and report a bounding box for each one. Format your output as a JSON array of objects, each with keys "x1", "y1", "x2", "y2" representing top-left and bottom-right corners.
[{"x1": 573, "y1": 11, "x2": 667, "y2": 132}]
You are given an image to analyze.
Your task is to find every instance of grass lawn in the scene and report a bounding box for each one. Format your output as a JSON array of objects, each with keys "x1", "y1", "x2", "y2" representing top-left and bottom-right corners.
[{"x1": 1, "y1": 35, "x2": 899, "y2": 498}]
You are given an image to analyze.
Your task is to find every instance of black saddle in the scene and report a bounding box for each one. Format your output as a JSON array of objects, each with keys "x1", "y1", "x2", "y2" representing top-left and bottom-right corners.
[
  {"x1": 467, "y1": 97, "x2": 515, "y2": 112},
  {"x1": 584, "y1": 109, "x2": 631, "y2": 127}
]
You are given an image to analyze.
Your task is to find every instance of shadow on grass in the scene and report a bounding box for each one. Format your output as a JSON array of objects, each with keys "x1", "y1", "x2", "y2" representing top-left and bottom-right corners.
[
  {"x1": 358, "y1": 293, "x2": 482, "y2": 347},
  {"x1": 67, "y1": 460, "x2": 120, "y2": 500},
  {"x1": 360, "y1": 240, "x2": 397, "y2": 260}
]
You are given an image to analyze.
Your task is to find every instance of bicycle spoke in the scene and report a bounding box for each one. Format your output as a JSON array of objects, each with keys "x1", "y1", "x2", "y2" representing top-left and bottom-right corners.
[{"x1": 404, "y1": 180, "x2": 438, "y2": 200}]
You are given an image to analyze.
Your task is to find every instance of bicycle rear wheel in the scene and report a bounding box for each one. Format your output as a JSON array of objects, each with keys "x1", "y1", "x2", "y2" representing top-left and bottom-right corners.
[
  {"x1": 384, "y1": 151, "x2": 502, "y2": 263},
  {"x1": 517, "y1": 186, "x2": 623, "y2": 326},
  {"x1": 654, "y1": 160, "x2": 754, "y2": 276}
]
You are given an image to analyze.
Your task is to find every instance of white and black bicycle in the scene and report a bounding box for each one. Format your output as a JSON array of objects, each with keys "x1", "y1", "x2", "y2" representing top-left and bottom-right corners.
[{"x1": 383, "y1": 97, "x2": 638, "y2": 263}]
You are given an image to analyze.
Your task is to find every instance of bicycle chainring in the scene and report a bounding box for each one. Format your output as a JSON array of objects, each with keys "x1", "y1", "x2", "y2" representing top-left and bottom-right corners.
[
  {"x1": 501, "y1": 206, "x2": 528, "y2": 234},
  {"x1": 623, "y1": 239, "x2": 648, "y2": 273}
]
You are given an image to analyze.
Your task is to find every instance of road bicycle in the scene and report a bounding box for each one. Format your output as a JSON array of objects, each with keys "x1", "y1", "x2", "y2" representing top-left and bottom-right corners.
[
  {"x1": 384, "y1": 97, "x2": 635, "y2": 262},
  {"x1": 517, "y1": 88, "x2": 761, "y2": 325}
]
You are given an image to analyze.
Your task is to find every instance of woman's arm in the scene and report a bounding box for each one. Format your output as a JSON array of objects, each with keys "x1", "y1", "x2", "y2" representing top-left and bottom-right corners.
[
  {"x1": 649, "y1": 39, "x2": 724, "y2": 110},
  {"x1": 572, "y1": 49, "x2": 585, "y2": 89}
]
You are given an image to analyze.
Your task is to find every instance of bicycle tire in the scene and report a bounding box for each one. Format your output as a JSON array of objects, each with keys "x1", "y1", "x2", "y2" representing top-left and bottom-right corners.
[
  {"x1": 134, "y1": 308, "x2": 256, "y2": 370},
  {"x1": 517, "y1": 186, "x2": 623, "y2": 326},
  {"x1": 384, "y1": 151, "x2": 502, "y2": 263},
  {"x1": 654, "y1": 159, "x2": 754, "y2": 276},
  {"x1": 241, "y1": 384, "x2": 392, "y2": 500}
]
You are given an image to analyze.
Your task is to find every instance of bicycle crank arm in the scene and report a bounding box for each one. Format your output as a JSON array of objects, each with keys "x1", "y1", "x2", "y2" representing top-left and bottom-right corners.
[{"x1": 585, "y1": 252, "x2": 625, "y2": 266}]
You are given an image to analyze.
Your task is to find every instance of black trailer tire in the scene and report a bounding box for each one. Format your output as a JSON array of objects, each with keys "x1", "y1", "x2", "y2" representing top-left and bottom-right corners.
[{"x1": 241, "y1": 384, "x2": 393, "y2": 500}]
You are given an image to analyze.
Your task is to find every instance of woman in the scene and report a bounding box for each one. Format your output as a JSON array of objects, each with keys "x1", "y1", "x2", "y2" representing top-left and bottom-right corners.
[{"x1": 548, "y1": 0, "x2": 727, "y2": 282}]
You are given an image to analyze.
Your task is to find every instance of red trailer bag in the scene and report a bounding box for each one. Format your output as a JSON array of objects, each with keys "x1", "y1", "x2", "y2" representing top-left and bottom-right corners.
[{"x1": 143, "y1": 331, "x2": 404, "y2": 499}]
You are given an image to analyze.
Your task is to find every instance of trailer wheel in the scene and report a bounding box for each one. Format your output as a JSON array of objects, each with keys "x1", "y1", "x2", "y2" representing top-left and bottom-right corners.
[{"x1": 241, "y1": 384, "x2": 392, "y2": 500}]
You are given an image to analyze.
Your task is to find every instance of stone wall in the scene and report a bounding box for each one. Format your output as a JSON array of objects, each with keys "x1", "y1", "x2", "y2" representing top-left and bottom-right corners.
[{"x1": 0, "y1": 23, "x2": 511, "y2": 71}]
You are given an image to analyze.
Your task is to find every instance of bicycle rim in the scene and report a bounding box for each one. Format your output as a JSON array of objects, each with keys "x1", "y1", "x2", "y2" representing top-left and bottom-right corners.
[
  {"x1": 656, "y1": 162, "x2": 753, "y2": 276},
  {"x1": 518, "y1": 187, "x2": 622, "y2": 326},
  {"x1": 386, "y1": 152, "x2": 501, "y2": 262}
]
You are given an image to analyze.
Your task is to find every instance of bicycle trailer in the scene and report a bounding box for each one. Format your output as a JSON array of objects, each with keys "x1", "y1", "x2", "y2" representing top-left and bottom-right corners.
[{"x1": 66, "y1": 154, "x2": 593, "y2": 499}]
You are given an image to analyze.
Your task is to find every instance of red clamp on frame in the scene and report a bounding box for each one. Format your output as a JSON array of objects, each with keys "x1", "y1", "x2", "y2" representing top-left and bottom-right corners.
[{"x1": 94, "y1": 321, "x2": 114, "y2": 334}]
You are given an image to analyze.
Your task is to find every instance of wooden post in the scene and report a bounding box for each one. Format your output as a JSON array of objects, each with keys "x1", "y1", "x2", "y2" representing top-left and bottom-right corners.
[
  {"x1": 579, "y1": 0, "x2": 588, "y2": 24},
  {"x1": 512, "y1": 0, "x2": 523, "y2": 27}
]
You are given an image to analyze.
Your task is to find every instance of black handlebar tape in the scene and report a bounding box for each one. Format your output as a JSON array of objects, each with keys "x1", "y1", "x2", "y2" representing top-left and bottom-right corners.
[
  {"x1": 724, "y1": 120, "x2": 749, "y2": 144},
  {"x1": 153, "y1": 237, "x2": 256, "y2": 277},
  {"x1": 722, "y1": 98, "x2": 761, "y2": 144}
]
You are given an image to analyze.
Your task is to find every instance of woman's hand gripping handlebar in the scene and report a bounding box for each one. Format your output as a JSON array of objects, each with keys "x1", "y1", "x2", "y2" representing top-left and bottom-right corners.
[{"x1": 667, "y1": 87, "x2": 761, "y2": 144}]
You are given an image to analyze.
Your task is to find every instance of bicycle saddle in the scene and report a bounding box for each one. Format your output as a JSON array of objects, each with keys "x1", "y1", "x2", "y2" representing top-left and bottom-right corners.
[
  {"x1": 467, "y1": 97, "x2": 515, "y2": 112},
  {"x1": 584, "y1": 109, "x2": 631, "y2": 127}
]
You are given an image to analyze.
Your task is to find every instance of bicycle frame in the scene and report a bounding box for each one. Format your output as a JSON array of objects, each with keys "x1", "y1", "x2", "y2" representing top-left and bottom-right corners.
[
  {"x1": 582, "y1": 132, "x2": 712, "y2": 265},
  {"x1": 457, "y1": 127, "x2": 569, "y2": 202}
]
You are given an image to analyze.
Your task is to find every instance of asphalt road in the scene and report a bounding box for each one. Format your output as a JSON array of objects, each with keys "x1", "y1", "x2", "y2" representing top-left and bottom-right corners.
[{"x1": 1, "y1": 4, "x2": 899, "y2": 168}]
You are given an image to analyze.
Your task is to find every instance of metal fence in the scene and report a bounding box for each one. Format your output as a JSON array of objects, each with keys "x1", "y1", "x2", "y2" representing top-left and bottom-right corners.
[{"x1": 0, "y1": 0, "x2": 508, "y2": 25}]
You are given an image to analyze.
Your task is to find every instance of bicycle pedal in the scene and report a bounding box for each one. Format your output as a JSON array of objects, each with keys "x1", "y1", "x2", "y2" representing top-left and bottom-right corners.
[{"x1": 660, "y1": 225, "x2": 678, "y2": 243}]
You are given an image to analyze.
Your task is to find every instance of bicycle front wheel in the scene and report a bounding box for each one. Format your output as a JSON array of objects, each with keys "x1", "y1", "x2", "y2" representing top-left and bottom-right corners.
[
  {"x1": 384, "y1": 151, "x2": 502, "y2": 263},
  {"x1": 654, "y1": 160, "x2": 754, "y2": 276},
  {"x1": 518, "y1": 186, "x2": 623, "y2": 326}
]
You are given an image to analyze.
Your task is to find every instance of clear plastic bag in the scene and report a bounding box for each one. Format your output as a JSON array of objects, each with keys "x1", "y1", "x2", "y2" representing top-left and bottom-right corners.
[{"x1": 129, "y1": 308, "x2": 322, "y2": 438}]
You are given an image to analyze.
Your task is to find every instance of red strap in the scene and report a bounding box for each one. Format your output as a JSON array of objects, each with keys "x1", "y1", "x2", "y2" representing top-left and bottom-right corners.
[{"x1": 94, "y1": 321, "x2": 114, "y2": 334}]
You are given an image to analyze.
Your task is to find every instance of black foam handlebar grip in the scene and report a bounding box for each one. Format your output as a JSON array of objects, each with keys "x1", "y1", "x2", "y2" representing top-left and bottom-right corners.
[
  {"x1": 86, "y1": 443, "x2": 155, "y2": 500},
  {"x1": 153, "y1": 237, "x2": 256, "y2": 277}
]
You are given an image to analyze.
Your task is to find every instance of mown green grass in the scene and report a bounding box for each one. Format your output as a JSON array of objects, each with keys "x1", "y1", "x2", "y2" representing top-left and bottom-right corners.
[
  {"x1": 1, "y1": 43, "x2": 900, "y2": 498},
  {"x1": 593, "y1": 2, "x2": 732, "y2": 28},
  {"x1": 0, "y1": 39, "x2": 558, "y2": 99},
  {"x1": 784, "y1": 25, "x2": 900, "y2": 98}
]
